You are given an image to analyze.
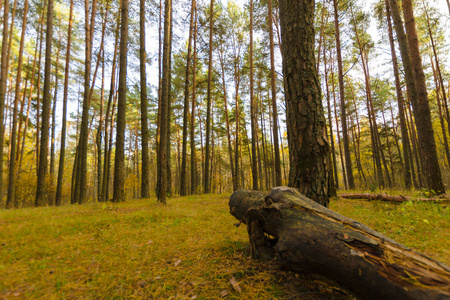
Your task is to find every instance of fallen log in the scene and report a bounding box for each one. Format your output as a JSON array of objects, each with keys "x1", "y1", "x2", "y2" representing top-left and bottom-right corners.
[
  {"x1": 339, "y1": 193, "x2": 450, "y2": 204},
  {"x1": 229, "y1": 187, "x2": 450, "y2": 300}
]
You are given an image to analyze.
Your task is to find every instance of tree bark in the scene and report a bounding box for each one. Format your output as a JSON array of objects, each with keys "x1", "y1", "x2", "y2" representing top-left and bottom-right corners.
[
  {"x1": 229, "y1": 187, "x2": 450, "y2": 299},
  {"x1": 190, "y1": 8, "x2": 198, "y2": 195}
]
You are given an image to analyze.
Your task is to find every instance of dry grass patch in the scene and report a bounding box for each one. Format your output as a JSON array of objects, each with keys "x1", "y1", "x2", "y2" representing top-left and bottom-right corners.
[{"x1": 1, "y1": 194, "x2": 351, "y2": 299}]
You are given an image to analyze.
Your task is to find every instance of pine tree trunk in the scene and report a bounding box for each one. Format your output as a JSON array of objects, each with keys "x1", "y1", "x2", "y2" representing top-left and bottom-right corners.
[
  {"x1": 113, "y1": 0, "x2": 129, "y2": 203},
  {"x1": 389, "y1": 0, "x2": 444, "y2": 194},
  {"x1": 36, "y1": 0, "x2": 54, "y2": 207},
  {"x1": 190, "y1": 8, "x2": 198, "y2": 195},
  {"x1": 249, "y1": 0, "x2": 258, "y2": 190},
  {"x1": 268, "y1": 0, "x2": 282, "y2": 187},
  {"x1": 279, "y1": 0, "x2": 330, "y2": 206},
  {"x1": 332, "y1": 0, "x2": 354, "y2": 189},
  {"x1": 204, "y1": 0, "x2": 214, "y2": 194},
  {"x1": 157, "y1": 0, "x2": 172, "y2": 203},
  {"x1": 139, "y1": 0, "x2": 150, "y2": 198},
  {"x1": 180, "y1": 0, "x2": 196, "y2": 196},
  {"x1": 6, "y1": 0, "x2": 28, "y2": 208},
  {"x1": 385, "y1": 0, "x2": 412, "y2": 189},
  {"x1": 55, "y1": 0, "x2": 74, "y2": 206}
]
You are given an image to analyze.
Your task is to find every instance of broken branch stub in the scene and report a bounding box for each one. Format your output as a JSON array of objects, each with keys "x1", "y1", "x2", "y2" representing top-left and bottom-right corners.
[{"x1": 229, "y1": 187, "x2": 450, "y2": 300}]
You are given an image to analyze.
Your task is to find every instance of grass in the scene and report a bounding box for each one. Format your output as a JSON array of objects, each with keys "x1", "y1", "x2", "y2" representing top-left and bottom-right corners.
[
  {"x1": 0, "y1": 194, "x2": 448, "y2": 299},
  {"x1": 330, "y1": 198, "x2": 450, "y2": 265}
]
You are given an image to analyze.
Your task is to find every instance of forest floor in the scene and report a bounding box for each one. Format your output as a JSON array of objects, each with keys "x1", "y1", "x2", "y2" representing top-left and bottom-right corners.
[{"x1": 0, "y1": 193, "x2": 448, "y2": 299}]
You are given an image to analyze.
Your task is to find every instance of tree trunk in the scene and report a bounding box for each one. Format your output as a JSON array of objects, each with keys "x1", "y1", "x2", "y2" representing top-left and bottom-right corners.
[
  {"x1": 139, "y1": 0, "x2": 150, "y2": 198},
  {"x1": 55, "y1": 0, "x2": 74, "y2": 206},
  {"x1": 230, "y1": 187, "x2": 450, "y2": 300},
  {"x1": 268, "y1": 0, "x2": 282, "y2": 187},
  {"x1": 190, "y1": 8, "x2": 198, "y2": 195},
  {"x1": 249, "y1": 0, "x2": 258, "y2": 190},
  {"x1": 6, "y1": 0, "x2": 29, "y2": 208},
  {"x1": 180, "y1": 0, "x2": 196, "y2": 196},
  {"x1": 113, "y1": 0, "x2": 129, "y2": 203},
  {"x1": 332, "y1": 0, "x2": 354, "y2": 189},
  {"x1": 389, "y1": 0, "x2": 444, "y2": 194},
  {"x1": 0, "y1": 0, "x2": 11, "y2": 206},
  {"x1": 385, "y1": 0, "x2": 412, "y2": 189},
  {"x1": 279, "y1": 0, "x2": 330, "y2": 206},
  {"x1": 157, "y1": 0, "x2": 172, "y2": 203},
  {"x1": 204, "y1": 0, "x2": 214, "y2": 194},
  {"x1": 36, "y1": 0, "x2": 54, "y2": 207}
]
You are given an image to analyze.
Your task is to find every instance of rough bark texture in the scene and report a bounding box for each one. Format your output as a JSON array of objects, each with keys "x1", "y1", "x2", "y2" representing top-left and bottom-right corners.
[
  {"x1": 113, "y1": 0, "x2": 129, "y2": 202},
  {"x1": 279, "y1": 0, "x2": 330, "y2": 207},
  {"x1": 230, "y1": 187, "x2": 450, "y2": 300}
]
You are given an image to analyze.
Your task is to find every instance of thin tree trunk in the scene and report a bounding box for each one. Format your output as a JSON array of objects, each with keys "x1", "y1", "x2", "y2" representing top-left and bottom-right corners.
[
  {"x1": 268, "y1": 0, "x2": 282, "y2": 187},
  {"x1": 249, "y1": 0, "x2": 258, "y2": 190},
  {"x1": 50, "y1": 33, "x2": 61, "y2": 180},
  {"x1": 6, "y1": 0, "x2": 29, "y2": 208},
  {"x1": 35, "y1": 0, "x2": 54, "y2": 207},
  {"x1": 113, "y1": 0, "x2": 129, "y2": 203},
  {"x1": 385, "y1": 0, "x2": 412, "y2": 189},
  {"x1": 204, "y1": 0, "x2": 214, "y2": 194},
  {"x1": 389, "y1": 0, "x2": 444, "y2": 194},
  {"x1": 157, "y1": 0, "x2": 172, "y2": 203},
  {"x1": 180, "y1": 0, "x2": 196, "y2": 196},
  {"x1": 55, "y1": 0, "x2": 74, "y2": 206},
  {"x1": 140, "y1": 0, "x2": 150, "y2": 198},
  {"x1": 190, "y1": 8, "x2": 198, "y2": 195}
]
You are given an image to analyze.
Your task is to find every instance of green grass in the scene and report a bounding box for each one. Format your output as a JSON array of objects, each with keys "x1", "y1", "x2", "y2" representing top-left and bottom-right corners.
[
  {"x1": 0, "y1": 195, "x2": 352, "y2": 299},
  {"x1": 1, "y1": 194, "x2": 448, "y2": 299}
]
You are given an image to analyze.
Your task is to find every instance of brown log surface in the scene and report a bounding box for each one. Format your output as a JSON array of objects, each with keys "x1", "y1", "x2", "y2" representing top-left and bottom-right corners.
[
  {"x1": 339, "y1": 193, "x2": 450, "y2": 204},
  {"x1": 229, "y1": 187, "x2": 450, "y2": 300}
]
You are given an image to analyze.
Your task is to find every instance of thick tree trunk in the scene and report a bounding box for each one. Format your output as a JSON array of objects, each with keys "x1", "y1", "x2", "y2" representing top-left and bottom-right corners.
[
  {"x1": 279, "y1": 0, "x2": 330, "y2": 206},
  {"x1": 229, "y1": 187, "x2": 450, "y2": 300}
]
